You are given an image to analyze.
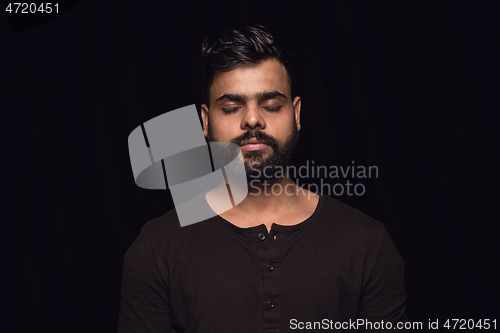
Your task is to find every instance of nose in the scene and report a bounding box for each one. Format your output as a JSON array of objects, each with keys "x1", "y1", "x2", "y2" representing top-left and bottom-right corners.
[{"x1": 241, "y1": 103, "x2": 266, "y2": 130}]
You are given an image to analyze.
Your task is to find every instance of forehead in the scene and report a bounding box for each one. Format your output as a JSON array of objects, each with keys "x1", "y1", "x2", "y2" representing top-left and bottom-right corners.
[{"x1": 210, "y1": 58, "x2": 291, "y2": 102}]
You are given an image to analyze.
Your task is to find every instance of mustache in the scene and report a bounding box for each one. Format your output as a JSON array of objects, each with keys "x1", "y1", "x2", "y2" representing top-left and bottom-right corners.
[{"x1": 231, "y1": 130, "x2": 279, "y2": 152}]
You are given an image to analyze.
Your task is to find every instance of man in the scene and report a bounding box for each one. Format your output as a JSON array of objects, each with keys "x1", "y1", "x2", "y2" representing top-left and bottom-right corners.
[{"x1": 118, "y1": 25, "x2": 408, "y2": 332}]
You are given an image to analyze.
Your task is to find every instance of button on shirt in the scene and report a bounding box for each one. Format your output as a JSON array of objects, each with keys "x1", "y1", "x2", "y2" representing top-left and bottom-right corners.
[{"x1": 118, "y1": 195, "x2": 408, "y2": 332}]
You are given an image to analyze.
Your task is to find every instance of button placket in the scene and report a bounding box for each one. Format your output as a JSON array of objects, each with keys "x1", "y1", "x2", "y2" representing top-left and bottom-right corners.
[{"x1": 262, "y1": 228, "x2": 283, "y2": 329}]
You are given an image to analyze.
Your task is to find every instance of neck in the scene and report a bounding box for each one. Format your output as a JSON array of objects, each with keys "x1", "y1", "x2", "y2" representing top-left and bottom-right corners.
[
  {"x1": 207, "y1": 173, "x2": 319, "y2": 231},
  {"x1": 237, "y1": 176, "x2": 299, "y2": 213}
]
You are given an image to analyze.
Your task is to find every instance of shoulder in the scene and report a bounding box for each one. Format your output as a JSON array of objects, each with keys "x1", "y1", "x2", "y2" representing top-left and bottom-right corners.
[
  {"x1": 124, "y1": 208, "x2": 182, "y2": 261},
  {"x1": 310, "y1": 195, "x2": 390, "y2": 256},
  {"x1": 319, "y1": 195, "x2": 384, "y2": 233},
  {"x1": 139, "y1": 208, "x2": 182, "y2": 251},
  {"x1": 144, "y1": 208, "x2": 182, "y2": 234},
  {"x1": 314, "y1": 195, "x2": 403, "y2": 271}
]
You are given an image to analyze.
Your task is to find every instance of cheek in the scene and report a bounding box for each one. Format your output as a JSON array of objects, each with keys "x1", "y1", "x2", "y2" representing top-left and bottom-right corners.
[
  {"x1": 210, "y1": 120, "x2": 238, "y2": 140},
  {"x1": 275, "y1": 114, "x2": 296, "y2": 134}
]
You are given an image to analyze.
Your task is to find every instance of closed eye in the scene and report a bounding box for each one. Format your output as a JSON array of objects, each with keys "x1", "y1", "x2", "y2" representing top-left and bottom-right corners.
[
  {"x1": 263, "y1": 105, "x2": 282, "y2": 111},
  {"x1": 221, "y1": 107, "x2": 241, "y2": 113}
]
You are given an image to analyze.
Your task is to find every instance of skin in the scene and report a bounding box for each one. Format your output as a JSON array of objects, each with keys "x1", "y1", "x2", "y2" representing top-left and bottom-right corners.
[{"x1": 201, "y1": 58, "x2": 319, "y2": 231}]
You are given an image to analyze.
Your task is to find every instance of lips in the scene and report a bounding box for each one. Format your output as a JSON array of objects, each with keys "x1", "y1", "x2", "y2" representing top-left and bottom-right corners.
[{"x1": 239, "y1": 138, "x2": 268, "y2": 151}]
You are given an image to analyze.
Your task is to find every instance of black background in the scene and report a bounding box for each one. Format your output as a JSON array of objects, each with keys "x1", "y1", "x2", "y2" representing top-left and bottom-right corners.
[{"x1": 3, "y1": 1, "x2": 499, "y2": 332}]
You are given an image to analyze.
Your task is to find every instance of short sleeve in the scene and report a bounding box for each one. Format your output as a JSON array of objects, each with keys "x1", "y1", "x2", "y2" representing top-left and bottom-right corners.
[
  {"x1": 117, "y1": 221, "x2": 172, "y2": 333},
  {"x1": 357, "y1": 228, "x2": 409, "y2": 332}
]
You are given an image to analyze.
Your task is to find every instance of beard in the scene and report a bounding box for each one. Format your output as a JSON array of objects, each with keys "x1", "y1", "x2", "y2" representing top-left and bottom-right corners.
[{"x1": 207, "y1": 121, "x2": 300, "y2": 184}]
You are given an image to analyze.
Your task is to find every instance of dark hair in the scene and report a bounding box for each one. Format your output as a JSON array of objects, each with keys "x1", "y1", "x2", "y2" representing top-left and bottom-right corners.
[{"x1": 198, "y1": 25, "x2": 295, "y2": 105}]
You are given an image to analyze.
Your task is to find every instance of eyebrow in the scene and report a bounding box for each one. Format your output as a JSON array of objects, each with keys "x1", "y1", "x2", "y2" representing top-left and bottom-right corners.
[{"x1": 215, "y1": 90, "x2": 287, "y2": 103}]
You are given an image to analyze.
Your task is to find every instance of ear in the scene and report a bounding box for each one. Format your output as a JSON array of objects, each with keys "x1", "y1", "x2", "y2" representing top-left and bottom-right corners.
[
  {"x1": 293, "y1": 96, "x2": 301, "y2": 131},
  {"x1": 201, "y1": 104, "x2": 210, "y2": 138}
]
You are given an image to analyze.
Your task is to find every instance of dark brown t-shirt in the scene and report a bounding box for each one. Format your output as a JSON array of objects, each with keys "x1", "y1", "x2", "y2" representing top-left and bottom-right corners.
[{"x1": 117, "y1": 194, "x2": 408, "y2": 332}]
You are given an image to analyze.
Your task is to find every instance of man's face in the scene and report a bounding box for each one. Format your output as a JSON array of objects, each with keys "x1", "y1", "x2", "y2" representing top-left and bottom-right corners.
[{"x1": 201, "y1": 58, "x2": 301, "y2": 182}]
